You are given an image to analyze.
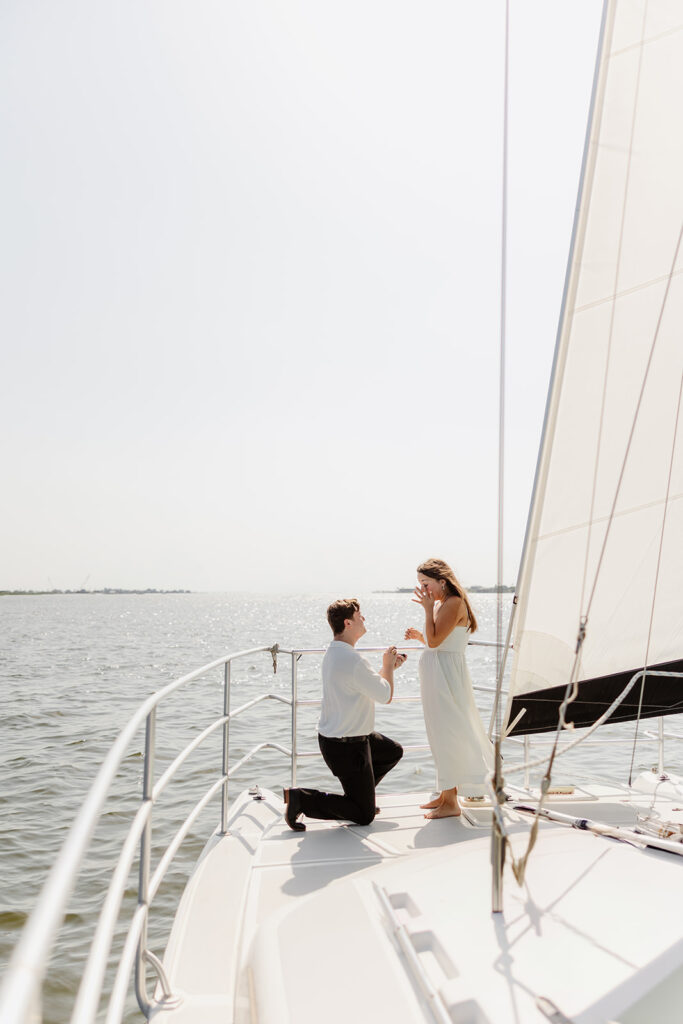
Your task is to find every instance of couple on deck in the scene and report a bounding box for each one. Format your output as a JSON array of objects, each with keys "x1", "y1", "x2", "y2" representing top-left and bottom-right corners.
[{"x1": 283, "y1": 558, "x2": 494, "y2": 831}]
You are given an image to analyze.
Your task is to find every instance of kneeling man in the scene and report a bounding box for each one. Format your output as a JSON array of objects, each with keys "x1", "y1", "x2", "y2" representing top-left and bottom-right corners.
[{"x1": 284, "y1": 598, "x2": 405, "y2": 830}]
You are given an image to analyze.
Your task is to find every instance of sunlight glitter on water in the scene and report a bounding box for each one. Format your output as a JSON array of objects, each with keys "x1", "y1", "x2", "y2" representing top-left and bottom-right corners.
[{"x1": 1, "y1": 591, "x2": 674, "y2": 1022}]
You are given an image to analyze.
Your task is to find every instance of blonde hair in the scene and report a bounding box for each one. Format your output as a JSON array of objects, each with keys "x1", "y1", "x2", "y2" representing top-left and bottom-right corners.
[{"x1": 417, "y1": 558, "x2": 478, "y2": 633}]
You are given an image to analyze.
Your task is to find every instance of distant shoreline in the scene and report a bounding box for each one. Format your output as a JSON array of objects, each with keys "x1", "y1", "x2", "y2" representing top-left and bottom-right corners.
[
  {"x1": 0, "y1": 589, "x2": 192, "y2": 596},
  {"x1": 2, "y1": 586, "x2": 515, "y2": 597},
  {"x1": 374, "y1": 585, "x2": 515, "y2": 594}
]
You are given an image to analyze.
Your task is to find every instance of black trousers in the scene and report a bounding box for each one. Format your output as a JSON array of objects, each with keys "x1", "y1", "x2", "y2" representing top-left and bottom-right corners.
[{"x1": 293, "y1": 732, "x2": 403, "y2": 826}]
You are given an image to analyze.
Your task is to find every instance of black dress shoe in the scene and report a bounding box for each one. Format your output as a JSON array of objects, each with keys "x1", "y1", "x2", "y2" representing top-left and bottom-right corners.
[{"x1": 283, "y1": 787, "x2": 306, "y2": 831}]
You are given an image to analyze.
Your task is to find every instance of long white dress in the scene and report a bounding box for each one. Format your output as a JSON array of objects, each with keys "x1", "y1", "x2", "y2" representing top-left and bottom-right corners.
[{"x1": 418, "y1": 626, "x2": 494, "y2": 795}]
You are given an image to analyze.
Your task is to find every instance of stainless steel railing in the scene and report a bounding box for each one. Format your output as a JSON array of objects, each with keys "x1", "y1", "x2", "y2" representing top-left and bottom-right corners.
[
  {"x1": 1, "y1": 638, "x2": 673, "y2": 1024},
  {"x1": 0, "y1": 641, "x2": 418, "y2": 1022},
  {"x1": 0, "y1": 644, "x2": 279, "y2": 1024},
  {"x1": 282, "y1": 642, "x2": 503, "y2": 784}
]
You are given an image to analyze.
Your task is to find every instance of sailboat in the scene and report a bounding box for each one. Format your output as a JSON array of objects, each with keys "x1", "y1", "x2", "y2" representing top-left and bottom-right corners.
[{"x1": 3, "y1": 1, "x2": 683, "y2": 1022}]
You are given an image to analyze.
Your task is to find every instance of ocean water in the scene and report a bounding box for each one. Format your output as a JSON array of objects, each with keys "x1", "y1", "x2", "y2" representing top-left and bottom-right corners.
[{"x1": 0, "y1": 592, "x2": 673, "y2": 1022}]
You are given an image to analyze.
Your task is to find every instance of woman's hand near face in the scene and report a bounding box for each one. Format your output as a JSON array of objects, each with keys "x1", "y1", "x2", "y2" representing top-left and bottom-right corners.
[
  {"x1": 404, "y1": 627, "x2": 425, "y2": 643},
  {"x1": 412, "y1": 584, "x2": 434, "y2": 610}
]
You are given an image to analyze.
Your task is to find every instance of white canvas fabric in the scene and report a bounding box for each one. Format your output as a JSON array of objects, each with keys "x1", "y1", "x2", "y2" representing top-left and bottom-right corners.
[{"x1": 506, "y1": 2, "x2": 683, "y2": 717}]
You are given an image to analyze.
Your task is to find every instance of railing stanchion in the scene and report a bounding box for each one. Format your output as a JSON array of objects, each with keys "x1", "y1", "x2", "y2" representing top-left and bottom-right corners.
[
  {"x1": 220, "y1": 660, "x2": 232, "y2": 835},
  {"x1": 658, "y1": 716, "x2": 665, "y2": 775},
  {"x1": 291, "y1": 653, "x2": 298, "y2": 786},
  {"x1": 1, "y1": 639, "x2": 523, "y2": 1024},
  {"x1": 135, "y1": 708, "x2": 156, "y2": 1015}
]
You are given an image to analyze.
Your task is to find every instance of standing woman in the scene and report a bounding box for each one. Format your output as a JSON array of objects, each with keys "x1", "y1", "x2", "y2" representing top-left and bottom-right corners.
[{"x1": 405, "y1": 558, "x2": 493, "y2": 818}]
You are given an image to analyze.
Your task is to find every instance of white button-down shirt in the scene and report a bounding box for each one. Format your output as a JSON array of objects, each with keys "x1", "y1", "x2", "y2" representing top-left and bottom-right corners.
[{"x1": 318, "y1": 640, "x2": 391, "y2": 737}]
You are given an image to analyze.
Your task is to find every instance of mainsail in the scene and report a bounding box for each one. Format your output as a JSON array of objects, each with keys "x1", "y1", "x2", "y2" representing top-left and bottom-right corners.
[{"x1": 505, "y1": 2, "x2": 683, "y2": 736}]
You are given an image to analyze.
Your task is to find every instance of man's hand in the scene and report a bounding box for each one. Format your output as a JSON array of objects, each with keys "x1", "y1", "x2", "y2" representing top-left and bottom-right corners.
[
  {"x1": 381, "y1": 646, "x2": 402, "y2": 703},
  {"x1": 382, "y1": 647, "x2": 406, "y2": 672},
  {"x1": 382, "y1": 646, "x2": 398, "y2": 674}
]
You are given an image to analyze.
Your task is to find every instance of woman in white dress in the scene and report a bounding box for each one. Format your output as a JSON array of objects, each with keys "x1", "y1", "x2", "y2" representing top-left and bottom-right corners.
[{"x1": 405, "y1": 558, "x2": 493, "y2": 818}]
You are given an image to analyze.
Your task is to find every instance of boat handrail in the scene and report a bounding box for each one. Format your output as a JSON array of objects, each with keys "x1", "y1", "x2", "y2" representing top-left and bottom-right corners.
[
  {"x1": 296, "y1": 687, "x2": 501, "y2": 708},
  {"x1": 0, "y1": 641, "x2": 449, "y2": 1023},
  {"x1": 280, "y1": 639, "x2": 505, "y2": 655},
  {"x1": 644, "y1": 729, "x2": 683, "y2": 742},
  {"x1": 79, "y1": 693, "x2": 296, "y2": 1020},
  {"x1": 0, "y1": 644, "x2": 277, "y2": 1024},
  {"x1": 1, "y1": 641, "x2": 671, "y2": 1024}
]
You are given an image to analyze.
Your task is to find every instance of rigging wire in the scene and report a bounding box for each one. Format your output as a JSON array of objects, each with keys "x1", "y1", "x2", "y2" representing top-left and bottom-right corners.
[
  {"x1": 489, "y1": 0, "x2": 511, "y2": 912},
  {"x1": 580, "y1": 236, "x2": 682, "y2": 629},
  {"x1": 488, "y1": 0, "x2": 618, "y2": 881},
  {"x1": 531, "y1": 1, "x2": 668, "y2": 785},
  {"x1": 503, "y1": 669, "x2": 683, "y2": 778},
  {"x1": 490, "y1": 1, "x2": 683, "y2": 884},
  {"x1": 551, "y1": 0, "x2": 649, "y2": 754},
  {"x1": 488, "y1": 0, "x2": 612, "y2": 743},
  {"x1": 627, "y1": 313, "x2": 683, "y2": 784},
  {"x1": 502, "y1": 217, "x2": 683, "y2": 785},
  {"x1": 495, "y1": 0, "x2": 509, "y2": 740},
  {"x1": 528, "y1": 218, "x2": 683, "y2": 793}
]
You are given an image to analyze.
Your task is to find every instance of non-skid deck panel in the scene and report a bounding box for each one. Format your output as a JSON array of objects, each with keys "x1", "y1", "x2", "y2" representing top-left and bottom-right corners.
[
  {"x1": 247, "y1": 824, "x2": 683, "y2": 1024},
  {"x1": 247, "y1": 867, "x2": 435, "y2": 1024},
  {"x1": 158, "y1": 789, "x2": 480, "y2": 1022},
  {"x1": 158, "y1": 784, "x2": 683, "y2": 1023}
]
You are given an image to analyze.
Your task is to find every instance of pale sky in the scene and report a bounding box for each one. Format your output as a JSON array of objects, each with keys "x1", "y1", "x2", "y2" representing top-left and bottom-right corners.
[{"x1": 1, "y1": 1, "x2": 603, "y2": 593}]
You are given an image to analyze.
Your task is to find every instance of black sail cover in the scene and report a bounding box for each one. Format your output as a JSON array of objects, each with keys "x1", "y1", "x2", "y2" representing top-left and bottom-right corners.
[{"x1": 507, "y1": 658, "x2": 683, "y2": 737}]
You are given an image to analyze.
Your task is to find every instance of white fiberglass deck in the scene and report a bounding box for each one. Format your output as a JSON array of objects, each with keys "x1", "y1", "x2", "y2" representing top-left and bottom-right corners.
[{"x1": 158, "y1": 782, "x2": 683, "y2": 1024}]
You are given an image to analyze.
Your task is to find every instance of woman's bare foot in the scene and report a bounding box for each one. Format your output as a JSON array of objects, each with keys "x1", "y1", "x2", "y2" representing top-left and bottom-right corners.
[
  {"x1": 424, "y1": 787, "x2": 460, "y2": 818},
  {"x1": 420, "y1": 794, "x2": 443, "y2": 809},
  {"x1": 424, "y1": 800, "x2": 461, "y2": 819}
]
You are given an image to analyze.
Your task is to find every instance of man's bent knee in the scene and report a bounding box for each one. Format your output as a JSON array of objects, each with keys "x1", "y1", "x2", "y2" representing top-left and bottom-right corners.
[{"x1": 390, "y1": 742, "x2": 404, "y2": 768}]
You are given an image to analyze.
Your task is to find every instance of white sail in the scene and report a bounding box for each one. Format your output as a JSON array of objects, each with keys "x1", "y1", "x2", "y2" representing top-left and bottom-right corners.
[{"x1": 506, "y1": 1, "x2": 683, "y2": 734}]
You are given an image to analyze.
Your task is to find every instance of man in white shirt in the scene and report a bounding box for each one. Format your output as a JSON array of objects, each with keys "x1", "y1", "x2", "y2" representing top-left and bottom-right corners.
[{"x1": 284, "y1": 598, "x2": 405, "y2": 830}]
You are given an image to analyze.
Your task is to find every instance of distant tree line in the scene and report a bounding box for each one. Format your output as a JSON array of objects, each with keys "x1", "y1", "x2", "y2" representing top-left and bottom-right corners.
[{"x1": 0, "y1": 589, "x2": 191, "y2": 596}]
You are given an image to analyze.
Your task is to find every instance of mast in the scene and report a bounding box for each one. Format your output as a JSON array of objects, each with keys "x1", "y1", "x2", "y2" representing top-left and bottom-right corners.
[
  {"x1": 489, "y1": 0, "x2": 613, "y2": 911},
  {"x1": 490, "y1": 0, "x2": 510, "y2": 914}
]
